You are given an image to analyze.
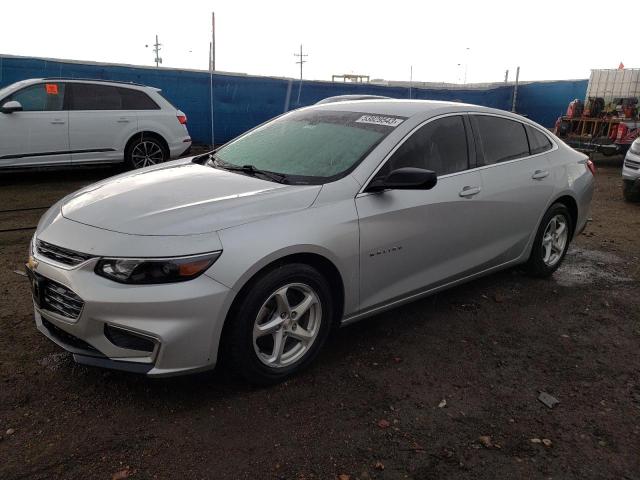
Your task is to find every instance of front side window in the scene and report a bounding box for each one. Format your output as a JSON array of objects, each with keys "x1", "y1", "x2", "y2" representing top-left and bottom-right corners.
[
  {"x1": 526, "y1": 125, "x2": 553, "y2": 155},
  {"x1": 473, "y1": 115, "x2": 529, "y2": 165},
  {"x1": 8, "y1": 83, "x2": 65, "y2": 111},
  {"x1": 376, "y1": 115, "x2": 469, "y2": 179},
  {"x1": 68, "y1": 83, "x2": 121, "y2": 110},
  {"x1": 213, "y1": 110, "x2": 405, "y2": 184}
]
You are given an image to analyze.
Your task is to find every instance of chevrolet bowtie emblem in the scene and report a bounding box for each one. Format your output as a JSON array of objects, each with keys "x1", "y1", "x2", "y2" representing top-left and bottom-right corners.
[{"x1": 27, "y1": 256, "x2": 39, "y2": 270}]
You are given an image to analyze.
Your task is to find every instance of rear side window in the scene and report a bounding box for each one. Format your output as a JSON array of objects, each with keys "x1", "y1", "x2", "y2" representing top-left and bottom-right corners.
[
  {"x1": 118, "y1": 88, "x2": 160, "y2": 110},
  {"x1": 525, "y1": 125, "x2": 553, "y2": 155},
  {"x1": 473, "y1": 115, "x2": 529, "y2": 165},
  {"x1": 68, "y1": 83, "x2": 122, "y2": 110},
  {"x1": 8, "y1": 83, "x2": 65, "y2": 111},
  {"x1": 378, "y1": 115, "x2": 469, "y2": 178}
]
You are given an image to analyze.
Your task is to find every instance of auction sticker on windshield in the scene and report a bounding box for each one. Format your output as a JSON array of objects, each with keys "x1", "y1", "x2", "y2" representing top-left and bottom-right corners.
[{"x1": 355, "y1": 115, "x2": 404, "y2": 127}]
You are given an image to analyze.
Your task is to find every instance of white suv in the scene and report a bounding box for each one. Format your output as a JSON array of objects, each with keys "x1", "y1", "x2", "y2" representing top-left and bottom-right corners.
[
  {"x1": 623, "y1": 137, "x2": 640, "y2": 202},
  {"x1": 0, "y1": 78, "x2": 192, "y2": 169}
]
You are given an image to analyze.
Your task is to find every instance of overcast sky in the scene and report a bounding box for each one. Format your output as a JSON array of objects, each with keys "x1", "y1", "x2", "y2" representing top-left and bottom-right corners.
[{"x1": 1, "y1": 0, "x2": 635, "y2": 84}]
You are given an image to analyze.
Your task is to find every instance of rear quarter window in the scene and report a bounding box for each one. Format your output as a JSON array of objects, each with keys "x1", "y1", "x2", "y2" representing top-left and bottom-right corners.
[
  {"x1": 525, "y1": 125, "x2": 553, "y2": 154},
  {"x1": 118, "y1": 88, "x2": 160, "y2": 110},
  {"x1": 473, "y1": 115, "x2": 529, "y2": 165}
]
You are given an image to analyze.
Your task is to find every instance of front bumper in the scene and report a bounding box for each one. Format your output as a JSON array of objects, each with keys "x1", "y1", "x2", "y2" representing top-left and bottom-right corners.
[
  {"x1": 31, "y1": 254, "x2": 232, "y2": 377},
  {"x1": 622, "y1": 150, "x2": 640, "y2": 182}
]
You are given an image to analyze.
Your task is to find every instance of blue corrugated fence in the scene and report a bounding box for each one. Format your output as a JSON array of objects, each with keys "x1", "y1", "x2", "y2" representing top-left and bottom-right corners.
[{"x1": 0, "y1": 55, "x2": 587, "y2": 144}]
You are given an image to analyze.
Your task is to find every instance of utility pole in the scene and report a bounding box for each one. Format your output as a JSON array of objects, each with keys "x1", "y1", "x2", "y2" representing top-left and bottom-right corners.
[
  {"x1": 153, "y1": 34, "x2": 162, "y2": 67},
  {"x1": 294, "y1": 44, "x2": 308, "y2": 103},
  {"x1": 409, "y1": 65, "x2": 413, "y2": 99},
  {"x1": 463, "y1": 47, "x2": 470, "y2": 84},
  {"x1": 209, "y1": 11, "x2": 216, "y2": 149},
  {"x1": 511, "y1": 66, "x2": 520, "y2": 112},
  {"x1": 504, "y1": 69, "x2": 509, "y2": 83},
  {"x1": 211, "y1": 12, "x2": 216, "y2": 71}
]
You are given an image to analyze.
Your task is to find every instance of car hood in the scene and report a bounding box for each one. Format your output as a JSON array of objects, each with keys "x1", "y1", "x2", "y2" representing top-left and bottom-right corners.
[{"x1": 61, "y1": 160, "x2": 322, "y2": 236}]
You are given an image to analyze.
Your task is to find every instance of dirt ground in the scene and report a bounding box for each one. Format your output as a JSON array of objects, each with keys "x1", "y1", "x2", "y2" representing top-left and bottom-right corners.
[{"x1": 0, "y1": 158, "x2": 638, "y2": 480}]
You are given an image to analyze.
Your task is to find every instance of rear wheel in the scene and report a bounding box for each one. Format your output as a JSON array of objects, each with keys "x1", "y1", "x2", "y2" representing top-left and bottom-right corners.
[
  {"x1": 125, "y1": 136, "x2": 168, "y2": 169},
  {"x1": 224, "y1": 263, "x2": 334, "y2": 385},
  {"x1": 525, "y1": 203, "x2": 572, "y2": 278}
]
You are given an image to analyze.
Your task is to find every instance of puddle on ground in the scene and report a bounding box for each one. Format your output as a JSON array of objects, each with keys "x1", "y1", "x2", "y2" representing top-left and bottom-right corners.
[{"x1": 554, "y1": 246, "x2": 634, "y2": 287}]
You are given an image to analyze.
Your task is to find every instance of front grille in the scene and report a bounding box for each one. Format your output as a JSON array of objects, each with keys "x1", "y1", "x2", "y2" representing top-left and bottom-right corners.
[
  {"x1": 625, "y1": 159, "x2": 640, "y2": 170},
  {"x1": 36, "y1": 240, "x2": 93, "y2": 267},
  {"x1": 41, "y1": 318, "x2": 101, "y2": 354},
  {"x1": 42, "y1": 280, "x2": 84, "y2": 320}
]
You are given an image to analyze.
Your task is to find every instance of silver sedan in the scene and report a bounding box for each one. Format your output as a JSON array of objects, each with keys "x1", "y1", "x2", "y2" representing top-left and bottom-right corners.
[{"x1": 28, "y1": 100, "x2": 594, "y2": 384}]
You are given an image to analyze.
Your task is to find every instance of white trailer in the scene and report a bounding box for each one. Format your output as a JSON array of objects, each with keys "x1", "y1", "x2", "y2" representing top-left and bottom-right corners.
[{"x1": 586, "y1": 69, "x2": 640, "y2": 102}]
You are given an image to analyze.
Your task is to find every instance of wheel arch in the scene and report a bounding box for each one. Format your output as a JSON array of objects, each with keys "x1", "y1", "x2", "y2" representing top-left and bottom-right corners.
[
  {"x1": 216, "y1": 250, "x2": 346, "y2": 361},
  {"x1": 552, "y1": 194, "x2": 578, "y2": 238},
  {"x1": 124, "y1": 131, "x2": 169, "y2": 159}
]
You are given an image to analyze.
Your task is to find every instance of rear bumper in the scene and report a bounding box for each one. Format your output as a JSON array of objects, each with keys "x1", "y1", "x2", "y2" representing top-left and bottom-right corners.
[{"x1": 169, "y1": 137, "x2": 193, "y2": 159}]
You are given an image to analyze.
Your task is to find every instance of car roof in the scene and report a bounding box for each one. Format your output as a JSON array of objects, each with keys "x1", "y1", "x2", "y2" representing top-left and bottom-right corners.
[
  {"x1": 6, "y1": 78, "x2": 156, "y2": 91},
  {"x1": 316, "y1": 94, "x2": 390, "y2": 104},
  {"x1": 310, "y1": 99, "x2": 529, "y2": 123}
]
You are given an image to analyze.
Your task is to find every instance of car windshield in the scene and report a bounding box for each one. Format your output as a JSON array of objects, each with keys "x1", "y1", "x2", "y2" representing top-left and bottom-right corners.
[{"x1": 213, "y1": 109, "x2": 405, "y2": 184}]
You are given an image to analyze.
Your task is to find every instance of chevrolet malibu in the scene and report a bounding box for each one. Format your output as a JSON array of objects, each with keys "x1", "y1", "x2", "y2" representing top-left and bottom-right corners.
[{"x1": 27, "y1": 100, "x2": 595, "y2": 384}]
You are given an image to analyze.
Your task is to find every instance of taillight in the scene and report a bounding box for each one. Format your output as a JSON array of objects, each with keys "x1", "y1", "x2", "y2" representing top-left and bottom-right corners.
[
  {"x1": 177, "y1": 114, "x2": 187, "y2": 125},
  {"x1": 586, "y1": 159, "x2": 596, "y2": 175}
]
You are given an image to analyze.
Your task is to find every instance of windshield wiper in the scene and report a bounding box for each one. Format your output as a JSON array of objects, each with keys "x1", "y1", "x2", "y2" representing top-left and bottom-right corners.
[{"x1": 208, "y1": 156, "x2": 288, "y2": 184}]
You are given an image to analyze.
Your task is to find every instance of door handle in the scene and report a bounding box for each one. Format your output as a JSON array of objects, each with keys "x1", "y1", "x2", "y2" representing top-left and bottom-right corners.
[
  {"x1": 50, "y1": 119, "x2": 66, "y2": 125},
  {"x1": 532, "y1": 169, "x2": 549, "y2": 180},
  {"x1": 459, "y1": 185, "x2": 481, "y2": 197},
  {"x1": 117, "y1": 118, "x2": 131, "y2": 123}
]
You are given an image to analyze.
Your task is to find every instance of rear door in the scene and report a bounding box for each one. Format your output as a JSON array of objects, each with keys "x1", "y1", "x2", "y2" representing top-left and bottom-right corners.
[
  {"x1": 0, "y1": 82, "x2": 70, "y2": 167},
  {"x1": 356, "y1": 114, "x2": 490, "y2": 311},
  {"x1": 66, "y1": 83, "x2": 137, "y2": 164},
  {"x1": 470, "y1": 114, "x2": 555, "y2": 263}
]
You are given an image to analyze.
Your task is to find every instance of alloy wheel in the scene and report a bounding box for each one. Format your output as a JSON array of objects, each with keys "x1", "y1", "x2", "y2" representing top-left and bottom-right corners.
[
  {"x1": 130, "y1": 140, "x2": 165, "y2": 168},
  {"x1": 252, "y1": 283, "x2": 322, "y2": 368},
  {"x1": 541, "y1": 214, "x2": 568, "y2": 267}
]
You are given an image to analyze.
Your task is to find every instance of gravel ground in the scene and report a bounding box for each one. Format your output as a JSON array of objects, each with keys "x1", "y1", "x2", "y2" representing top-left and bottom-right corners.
[{"x1": 0, "y1": 158, "x2": 638, "y2": 480}]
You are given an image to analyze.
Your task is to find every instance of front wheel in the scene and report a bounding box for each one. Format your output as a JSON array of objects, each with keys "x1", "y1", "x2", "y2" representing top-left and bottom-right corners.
[
  {"x1": 525, "y1": 203, "x2": 572, "y2": 278},
  {"x1": 224, "y1": 264, "x2": 334, "y2": 385},
  {"x1": 125, "y1": 136, "x2": 168, "y2": 169}
]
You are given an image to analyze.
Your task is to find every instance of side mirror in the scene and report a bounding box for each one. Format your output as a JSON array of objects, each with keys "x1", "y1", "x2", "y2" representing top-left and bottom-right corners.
[
  {"x1": 1, "y1": 100, "x2": 23, "y2": 114},
  {"x1": 366, "y1": 167, "x2": 438, "y2": 192}
]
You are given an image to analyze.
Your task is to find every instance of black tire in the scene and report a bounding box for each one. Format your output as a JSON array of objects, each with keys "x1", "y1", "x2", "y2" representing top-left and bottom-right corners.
[
  {"x1": 623, "y1": 180, "x2": 640, "y2": 202},
  {"x1": 125, "y1": 135, "x2": 168, "y2": 170},
  {"x1": 524, "y1": 203, "x2": 573, "y2": 278},
  {"x1": 224, "y1": 263, "x2": 334, "y2": 385}
]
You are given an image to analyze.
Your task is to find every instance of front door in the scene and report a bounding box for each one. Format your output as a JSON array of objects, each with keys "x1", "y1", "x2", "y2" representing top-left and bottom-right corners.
[
  {"x1": 0, "y1": 82, "x2": 70, "y2": 167},
  {"x1": 356, "y1": 114, "x2": 489, "y2": 312}
]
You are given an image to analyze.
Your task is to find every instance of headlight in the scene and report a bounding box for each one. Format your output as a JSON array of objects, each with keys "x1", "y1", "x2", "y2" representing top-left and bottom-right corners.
[
  {"x1": 95, "y1": 252, "x2": 221, "y2": 284},
  {"x1": 630, "y1": 139, "x2": 640, "y2": 155}
]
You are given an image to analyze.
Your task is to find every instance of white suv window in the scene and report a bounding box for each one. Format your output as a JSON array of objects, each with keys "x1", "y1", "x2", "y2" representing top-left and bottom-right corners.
[
  {"x1": 67, "y1": 83, "x2": 160, "y2": 111},
  {"x1": 8, "y1": 83, "x2": 65, "y2": 111}
]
